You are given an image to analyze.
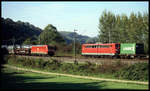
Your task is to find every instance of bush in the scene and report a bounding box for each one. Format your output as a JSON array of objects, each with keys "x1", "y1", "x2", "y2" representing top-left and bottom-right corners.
[
  {"x1": 7, "y1": 55, "x2": 18, "y2": 64},
  {"x1": 33, "y1": 58, "x2": 41, "y2": 68},
  {"x1": 7, "y1": 56, "x2": 148, "y2": 81},
  {"x1": 44, "y1": 59, "x2": 62, "y2": 71},
  {"x1": 115, "y1": 62, "x2": 148, "y2": 81},
  {"x1": 44, "y1": 60, "x2": 52, "y2": 69}
]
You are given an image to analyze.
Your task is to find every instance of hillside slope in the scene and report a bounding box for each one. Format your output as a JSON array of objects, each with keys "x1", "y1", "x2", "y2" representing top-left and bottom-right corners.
[
  {"x1": 59, "y1": 31, "x2": 98, "y2": 44},
  {"x1": 1, "y1": 17, "x2": 42, "y2": 45}
]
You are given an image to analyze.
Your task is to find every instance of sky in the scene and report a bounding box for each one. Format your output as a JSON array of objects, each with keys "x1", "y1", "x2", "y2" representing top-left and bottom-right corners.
[{"x1": 1, "y1": 1, "x2": 149, "y2": 37}]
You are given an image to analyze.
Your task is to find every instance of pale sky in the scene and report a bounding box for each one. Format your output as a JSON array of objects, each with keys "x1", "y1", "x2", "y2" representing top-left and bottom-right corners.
[{"x1": 2, "y1": 1, "x2": 149, "y2": 37}]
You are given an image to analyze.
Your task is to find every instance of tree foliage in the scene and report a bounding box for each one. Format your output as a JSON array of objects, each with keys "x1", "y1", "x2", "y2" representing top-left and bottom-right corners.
[
  {"x1": 38, "y1": 24, "x2": 65, "y2": 45},
  {"x1": 98, "y1": 10, "x2": 149, "y2": 53}
]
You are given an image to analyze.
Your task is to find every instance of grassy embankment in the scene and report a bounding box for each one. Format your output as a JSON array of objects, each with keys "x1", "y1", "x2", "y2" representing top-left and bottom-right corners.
[
  {"x1": 1, "y1": 67, "x2": 148, "y2": 90},
  {"x1": 5, "y1": 55, "x2": 148, "y2": 82}
]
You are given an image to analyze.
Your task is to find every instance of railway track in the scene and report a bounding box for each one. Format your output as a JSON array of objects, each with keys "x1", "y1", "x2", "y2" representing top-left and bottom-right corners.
[{"x1": 15, "y1": 55, "x2": 148, "y2": 65}]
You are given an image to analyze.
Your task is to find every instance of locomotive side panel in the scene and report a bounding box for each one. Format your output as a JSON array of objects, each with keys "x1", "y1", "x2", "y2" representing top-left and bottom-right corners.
[
  {"x1": 31, "y1": 45, "x2": 48, "y2": 55},
  {"x1": 97, "y1": 44, "x2": 116, "y2": 55},
  {"x1": 82, "y1": 43, "x2": 117, "y2": 56}
]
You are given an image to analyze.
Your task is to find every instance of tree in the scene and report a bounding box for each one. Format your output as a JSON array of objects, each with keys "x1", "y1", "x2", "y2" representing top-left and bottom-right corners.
[
  {"x1": 98, "y1": 10, "x2": 116, "y2": 43},
  {"x1": 38, "y1": 24, "x2": 65, "y2": 45},
  {"x1": 120, "y1": 14, "x2": 130, "y2": 43},
  {"x1": 23, "y1": 38, "x2": 31, "y2": 45},
  {"x1": 142, "y1": 12, "x2": 149, "y2": 54}
]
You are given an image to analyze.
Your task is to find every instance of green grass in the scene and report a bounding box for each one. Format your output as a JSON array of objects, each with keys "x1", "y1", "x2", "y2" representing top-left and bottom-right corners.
[
  {"x1": 1, "y1": 67, "x2": 148, "y2": 90},
  {"x1": 7, "y1": 61, "x2": 120, "y2": 80}
]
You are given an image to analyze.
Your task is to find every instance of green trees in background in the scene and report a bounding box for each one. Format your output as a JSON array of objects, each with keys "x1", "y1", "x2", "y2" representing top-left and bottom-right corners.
[
  {"x1": 38, "y1": 24, "x2": 65, "y2": 45},
  {"x1": 23, "y1": 35, "x2": 38, "y2": 45},
  {"x1": 98, "y1": 10, "x2": 116, "y2": 43},
  {"x1": 98, "y1": 10, "x2": 149, "y2": 53}
]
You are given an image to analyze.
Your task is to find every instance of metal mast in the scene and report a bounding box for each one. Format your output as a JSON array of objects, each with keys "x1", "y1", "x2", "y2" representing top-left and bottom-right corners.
[{"x1": 74, "y1": 29, "x2": 78, "y2": 65}]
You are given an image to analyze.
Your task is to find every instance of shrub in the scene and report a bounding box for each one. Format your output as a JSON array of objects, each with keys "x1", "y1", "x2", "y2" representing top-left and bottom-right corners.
[
  {"x1": 7, "y1": 55, "x2": 19, "y2": 64},
  {"x1": 44, "y1": 59, "x2": 62, "y2": 71},
  {"x1": 61, "y1": 63, "x2": 74, "y2": 73},
  {"x1": 33, "y1": 58, "x2": 45, "y2": 68},
  {"x1": 7, "y1": 56, "x2": 148, "y2": 81},
  {"x1": 115, "y1": 62, "x2": 148, "y2": 81},
  {"x1": 44, "y1": 60, "x2": 52, "y2": 69}
]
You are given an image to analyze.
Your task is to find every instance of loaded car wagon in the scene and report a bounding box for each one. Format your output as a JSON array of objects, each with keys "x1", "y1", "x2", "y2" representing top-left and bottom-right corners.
[{"x1": 15, "y1": 45, "x2": 32, "y2": 55}]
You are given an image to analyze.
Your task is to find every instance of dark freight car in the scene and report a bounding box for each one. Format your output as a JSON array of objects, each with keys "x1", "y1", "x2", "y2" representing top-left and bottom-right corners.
[{"x1": 135, "y1": 43, "x2": 144, "y2": 54}]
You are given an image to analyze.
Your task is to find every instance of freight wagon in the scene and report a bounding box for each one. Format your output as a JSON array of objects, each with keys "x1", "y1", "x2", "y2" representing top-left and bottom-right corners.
[
  {"x1": 15, "y1": 45, "x2": 31, "y2": 55},
  {"x1": 120, "y1": 43, "x2": 144, "y2": 58}
]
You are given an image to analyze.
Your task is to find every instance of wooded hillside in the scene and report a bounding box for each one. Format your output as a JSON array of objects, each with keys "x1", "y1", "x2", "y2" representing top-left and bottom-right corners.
[{"x1": 1, "y1": 17, "x2": 42, "y2": 45}]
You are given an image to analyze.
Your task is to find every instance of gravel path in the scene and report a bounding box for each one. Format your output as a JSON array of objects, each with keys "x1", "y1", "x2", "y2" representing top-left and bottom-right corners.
[{"x1": 4, "y1": 64, "x2": 148, "y2": 85}]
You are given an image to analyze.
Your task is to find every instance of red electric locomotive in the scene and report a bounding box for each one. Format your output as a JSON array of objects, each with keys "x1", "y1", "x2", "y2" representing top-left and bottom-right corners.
[
  {"x1": 81, "y1": 43, "x2": 120, "y2": 57},
  {"x1": 31, "y1": 45, "x2": 55, "y2": 56}
]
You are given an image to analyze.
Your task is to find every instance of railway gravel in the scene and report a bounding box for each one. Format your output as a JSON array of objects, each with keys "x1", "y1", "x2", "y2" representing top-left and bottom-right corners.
[{"x1": 16, "y1": 55, "x2": 148, "y2": 65}]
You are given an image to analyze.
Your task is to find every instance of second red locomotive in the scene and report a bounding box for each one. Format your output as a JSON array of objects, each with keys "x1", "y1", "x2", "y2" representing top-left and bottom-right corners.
[{"x1": 82, "y1": 43, "x2": 120, "y2": 57}]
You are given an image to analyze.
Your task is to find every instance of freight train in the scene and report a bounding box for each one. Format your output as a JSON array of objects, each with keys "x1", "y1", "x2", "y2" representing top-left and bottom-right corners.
[
  {"x1": 2, "y1": 43, "x2": 147, "y2": 59},
  {"x1": 1, "y1": 45, "x2": 56, "y2": 56},
  {"x1": 81, "y1": 43, "x2": 146, "y2": 58}
]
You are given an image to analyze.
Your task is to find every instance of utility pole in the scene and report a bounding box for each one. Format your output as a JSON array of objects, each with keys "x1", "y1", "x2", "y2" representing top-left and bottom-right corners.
[
  {"x1": 39, "y1": 36, "x2": 41, "y2": 44},
  {"x1": 74, "y1": 29, "x2": 78, "y2": 65},
  {"x1": 12, "y1": 37, "x2": 16, "y2": 54}
]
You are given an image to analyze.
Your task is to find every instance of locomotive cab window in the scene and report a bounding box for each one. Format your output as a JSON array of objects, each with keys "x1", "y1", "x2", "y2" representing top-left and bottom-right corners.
[{"x1": 116, "y1": 44, "x2": 120, "y2": 48}]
